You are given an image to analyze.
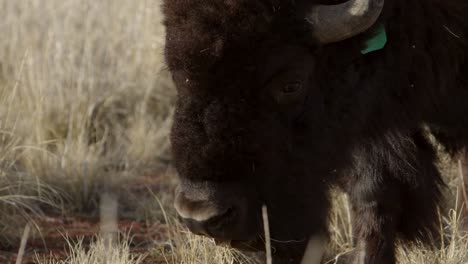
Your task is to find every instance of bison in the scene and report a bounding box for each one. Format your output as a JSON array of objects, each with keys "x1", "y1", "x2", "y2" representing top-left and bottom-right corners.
[{"x1": 162, "y1": 0, "x2": 468, "y2": 263}]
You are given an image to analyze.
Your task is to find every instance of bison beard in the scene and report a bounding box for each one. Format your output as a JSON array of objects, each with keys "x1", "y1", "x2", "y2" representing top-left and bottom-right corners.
[{"x1": 163, "y1": 0, "x2": 468, "y2": 263}]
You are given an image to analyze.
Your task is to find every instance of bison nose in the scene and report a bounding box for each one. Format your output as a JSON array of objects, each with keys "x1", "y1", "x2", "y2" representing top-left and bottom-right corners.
[{"x1": 174, "y1": 188, "x2": 236, "y2": 235}]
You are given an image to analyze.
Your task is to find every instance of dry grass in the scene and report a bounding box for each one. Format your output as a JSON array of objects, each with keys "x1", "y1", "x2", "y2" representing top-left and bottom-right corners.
[
  {"x1": 326, "y1": 191, "x2": 468, "y2": 264},
  {"x1": 0, "y1": 0, "x2": 466, "y2": 263},
  {"x1": 0, "y1": 0, "x2": 174, "y2": 214},
  {"x1": 37, "y1": 235, "x2": 147, "y2": 264},
  {"x1": 160, "y1": 222, "x2": 259, "y2": 264},
  {"x1": 397, "y1": 207, "x2": 468, "y2": 264}
]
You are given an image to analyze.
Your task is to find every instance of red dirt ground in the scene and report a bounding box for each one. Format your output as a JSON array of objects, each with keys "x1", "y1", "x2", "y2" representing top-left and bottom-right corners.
[
  {"x1": 0, "y1": 174, "x2": 175, "y2": 264},
  {"x1": 1, "y1": 215, "x2": 171, "y2": 263}
]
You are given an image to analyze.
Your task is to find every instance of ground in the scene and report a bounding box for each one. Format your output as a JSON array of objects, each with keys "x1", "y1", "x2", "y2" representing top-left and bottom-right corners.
[
  {"x1": 0, "y1": 0, "x2": 467, "y2": 263},
  {"x1": 1, "y1": 174, "x2": 172, "y2": 264}
]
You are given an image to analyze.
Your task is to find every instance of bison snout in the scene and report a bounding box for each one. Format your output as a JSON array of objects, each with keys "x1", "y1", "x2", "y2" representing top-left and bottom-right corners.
[{"x1": 174, "y1": 185, "x2": 242, "y2": 238}]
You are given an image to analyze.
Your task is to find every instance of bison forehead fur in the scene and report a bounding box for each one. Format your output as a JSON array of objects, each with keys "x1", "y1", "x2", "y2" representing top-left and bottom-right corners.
[
  {"x1": 163, "y1": 0, "x2": 468, "y2": 263},
  {"x1": 163, "y1": 0, "x2": 312, "y2": 75}
]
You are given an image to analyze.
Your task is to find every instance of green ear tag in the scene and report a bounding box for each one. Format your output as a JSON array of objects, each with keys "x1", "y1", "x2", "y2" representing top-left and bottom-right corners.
[{"x1": 361, "y1": 23, "x2": 387, "y2": 54}]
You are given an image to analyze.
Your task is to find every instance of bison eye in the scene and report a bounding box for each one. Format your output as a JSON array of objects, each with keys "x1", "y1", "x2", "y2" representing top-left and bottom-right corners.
[
  {"x1": 282, "y1": 82, "x2": 302, "y2": 94},
  {"x1": 273, "y1": 80, "x2": 306, "y2": 106}
]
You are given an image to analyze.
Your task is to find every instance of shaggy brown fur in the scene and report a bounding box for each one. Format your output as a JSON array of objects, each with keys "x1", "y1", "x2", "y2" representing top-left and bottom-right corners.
[{"x1": 163, "y1": 0, "x2": 468, "y2": 263}]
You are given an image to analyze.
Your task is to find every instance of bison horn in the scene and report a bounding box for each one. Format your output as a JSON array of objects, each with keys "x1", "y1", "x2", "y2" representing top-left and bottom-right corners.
[{"x1": 306, "y1": 0, "x2": 384, "y2": 44}]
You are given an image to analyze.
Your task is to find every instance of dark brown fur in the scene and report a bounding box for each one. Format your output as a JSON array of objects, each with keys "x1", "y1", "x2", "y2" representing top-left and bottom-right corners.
[{"x1": 163, "y1": 0, "x2": 468, "y2": 263}]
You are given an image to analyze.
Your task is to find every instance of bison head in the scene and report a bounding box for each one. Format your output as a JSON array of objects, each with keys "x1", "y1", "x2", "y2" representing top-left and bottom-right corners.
[{"x1": 163, "y1": 0, "x2": 383, "y2": 256}]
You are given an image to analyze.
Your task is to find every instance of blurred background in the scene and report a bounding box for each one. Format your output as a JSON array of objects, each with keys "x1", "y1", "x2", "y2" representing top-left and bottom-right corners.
[{"x1": 0, "y1": 1, "x2": 466, "y2": 263}]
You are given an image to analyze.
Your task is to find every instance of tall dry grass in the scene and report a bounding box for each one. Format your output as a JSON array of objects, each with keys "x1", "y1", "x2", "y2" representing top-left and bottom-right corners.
[
  {"x1": 0, "y1": 0, "x2": 467, "y2": 263},
  {"x1": 0, "y1": 0, "x2": 174, "y2": 215},
  {"x1": 0, "y1": 0, "x2": 175, "y2": 249}
]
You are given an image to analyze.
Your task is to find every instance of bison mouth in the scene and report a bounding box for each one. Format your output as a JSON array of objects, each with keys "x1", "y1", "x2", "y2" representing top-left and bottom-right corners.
[{"x1": 214, "y1": 238, "x2": 265, "y2": 252}]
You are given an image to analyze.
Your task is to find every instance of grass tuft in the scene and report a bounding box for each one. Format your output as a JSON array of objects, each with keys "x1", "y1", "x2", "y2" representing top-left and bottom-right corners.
[{"x1": 38, "y1": 235, "x2": 147, "y2": 264}]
